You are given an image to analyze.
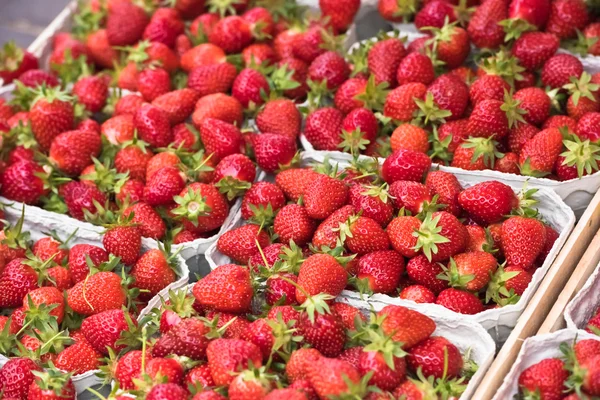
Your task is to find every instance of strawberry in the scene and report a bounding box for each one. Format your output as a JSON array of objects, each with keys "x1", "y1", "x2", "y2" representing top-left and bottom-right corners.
[
  {"x1": 349, "y1": 184, "x2": 394, "y2": 227},
  {"x1": 264, "y1": 389, "x2": 307, "y2": 400},
  {"x1": 431, "y1": 26, "x2": 471, "y2": 70},
  {"x1": 68, "y1": 244, "x2": 108, "y2": 284},
  {"x1": 308, "y1": 51, "x2": 350, "y2": 91},
  {"x1": 435, "y1": 288, "x2": 484, "y2": 314},
  {"x1": 24, "y1": 286, "x2": 65, "y2": 323},
  {"x1": 387, "y1": 216, "x2": 422, "y2": 259},
  {"x1": 185, "y1": 364, "x2": 215, "y2": 389},
  {"x1": 29, "y1": 87, "x2": 74, "y2": 150},
  {"x1": 147, "y1": 384, "x2": 188, "y2": 400},
  {"x1": 28, "y1": 368, "x2": 76, "y2": 400},
  {"x1": 153, "y1": 317, "x2": 210, "y2": 360},
  {"x1": 359, "y1": 347, "x2": 407, "y2": 392},
  {"x1": 242, "y1": 44, "x2": 276, "y2": 67},
  {"x1": 304, "y1": 107, "x2": 344, "y2": 151},
  {"x1": 241, "y1": 182, "x2": 286, "y2": 223},
  {"x1": 502, "y1": 216, "x2": 546, "y2": 270},
  {"x1": 467, "y1": 0, "x2": 507, "y2": 49},
  {"x1": 243, "y1": 6, "x2": 275, "y2": 38},
  {"x1": 296, "y1": 254, "x2": 347, "y2": 303},
  {"x1": 103, "y1": 225, "x2": 141, "y2": 266},
  {"x1": 143, "y1": 12, "x2": 184, "y2": 49},
  {"x1": 312, "y1": 205, "x2": 356, "y2": 249},
  {"x1": 576, "y1": 112, "x2": 600, "y2": 142},
  {"x1": 213, "y1": 154, "x2": 256, "y2": 200},
  {"x1": 304, "y1": 174, "x2": 349, "y2": 220},
  {"x1": 266, "y1": 273, "x2": 299, "y2": 306},
  {"x1": 72, "y1": 75, "x2": 108, "y2": 113},
  {"x1": 406, "y1": 254, "x2": 450, "y2": 293},
  {"x1": 199, "y1": 118, "x2": 244, "y2": 163},
  {"x1": 138, "y1": 68, "x2": 172, "y2": 103},
  {"x1": 115, "y1": 145, "x2": 152, "y2": 183},
  {"x1": 394, "y1": 378, "x2": 438, "y2": 399},
  {"x1": 0, "y1": 259, "x2": 38, "y2": 308},
  {"x1": 512, "y1": 32, "x2": 559, "y2": 71},
  {"x1": 106, "y1": 2, "x2": 149, "y2": 45},
  {"x1": 49, "y1": 129, "x2": 102, "y2": 176},
  {"x1": 458, "y1": 181, "x2": 518, "y2": 225},
  {"x1": 357, "y1": 250, "x2": 404, "y2": 294},
  {"x1": 399, "y1": 285, "x2": 436, "y2": 303},
  {"x1": 193, "y1": 264, "x2": 254, "y2": 313},
  {"x1": 379, "y1": 305, "x2": 436, "y2": 349},
  {"x1": 442, "y1": 251, "x2": 498, "y2": 291},
  {"x1": 101, "y1": 115, "x2": 135, "y2": 145},
  {"x1": 519, "y1": 128, "x2": 563, "y2": 176},
  {"x1": 0, "y1": 42, "x2": 38, "y2": 84},
  {"x1": 66, "y1": 270, "x2": 126, "y2": 315},
  {"x1": 546, "y1": 0, "x2": 588, "y2": 39},
  {"x1": 232, "y1": 68, "x2": 270, "y2": 108},
  {"x1": 397, "y1": 53, "x2": 435, "y2": 86},
  {"x1": 407, "y1": 336, "x2": 463, "y2": 379},
  {"x1": 508, "y1": 122, "x2": 539, "y2": 155},
  {"x1": 0, "y1": 357, "x2": 42, "y2": 399},
  {"x1": 467, "y1": 99, "x2": 511, "y2": 140},
  {"x1": 382, "y1": 149, "x2": 432, "y2": 183},
  {"x1": 379, "y1": 0, "x2": 419, "y2": 22},
  {"x1": 306, "y1": 357, "x2": 365, "y2": 398},
  {"x1": 0, "y1": 160, "x2": 48, "y2": 205},
  {"x1": 188, "y1": 63, "x2": 238, "y2": 98},
  {"x1": 124, "y1": 202, "x2": 166, "y2": 240},
  {"x1": 275, "y1": 168, "x2": 320, "y2": 202},
  {"x1": 496, "y1": 151, "x2": 522, "y2": 174},
  {"x1": 470, "y1": 75, "x2": 510, "y2": 105},
  {"x1": 320, "y1": 0, "x2": 360, "y2": 31},
  {"x1": 287, "y1": 348, "x2": 323, "y2": 382},
  {"x1": 541, "y1": 54, "x2": 583, "y2": 89},
  {"x1": 209, "y1": 16, "x2": 253, "y2": 54},
  {"x1": 152, "y1": 88, "x2": 201, "y2": 126},
  {"x1": 206, "y1": 339, "x2": 263, "y2": 386},
  {"x1": 368, "y1": 38, "x2": 406, "y2": 87},
  {"x1": 114, "y1": 94, "x2": 146, "y2": 116},
  {"x1": 228, "y1": 369, "x2": 272, "y2": 400},
  {"x1": 274, "y1": 204, "x2": 317, "y2": 247},
  {"x1": 340, "y1": 215, "x2": 390, "y2": 255},
  {"x1": 425, "y1": 171, "x2": 462, "y2": 216},
  {"x1": 193, "y1": 93, "x2": 244, "y2": 127},
  {"x1": 217, "y1": 225, "x2": 270, "y2": 264},
  {"x1": 256, "y1": 99, "x2": 301, "y2": 139},
  {"x1": 86, "y1": 29, "x2": 119, "y2": 69},
  {"x1": 518, "y1": 358, "x2": 568, "y2": 399},
  {"x1": 173, "y1": 182, "x2": 230, "y2": 233},
  {"x1": 451, "y1": 137, "x2": 501, "y2": 171},
  {"x1": 181, "y1": 43, "x2": 227, "y2": 72},
  {"x1": 391, "y1": 124, "x2": 429, "y2": 154},
  {"x1": 384, "y1": 83, "x2": 427, "y2": 122},
  {"x1": 55, "y1": 340, "x2": 102, "y2": 374},
  {"x1": 388, "y1": 181, "x2": 432, "y2": 215},
  {"x1": 81, "y1": 309, "x2": 135, "y2": 355},
  {"x1": 134, "y1": 104, "x2": 173, "y2": 148},
  {"x1": 415, "y1": 0, "x2": 457, "y2": 29},
  {"x1": 130, "y1": 249, "x2": 177, "y2": 301},
  {"x1": 253, "y1": 133, "x2": 298, "y2": 173}
]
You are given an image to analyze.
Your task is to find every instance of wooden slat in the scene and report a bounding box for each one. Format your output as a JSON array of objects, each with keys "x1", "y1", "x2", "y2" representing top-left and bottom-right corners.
[{"x1": 472, "y1": 191, "x2": 600, "y2": 400}]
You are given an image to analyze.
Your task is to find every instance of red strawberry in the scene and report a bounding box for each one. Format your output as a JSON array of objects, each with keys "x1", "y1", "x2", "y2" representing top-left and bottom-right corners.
[
  {"x1": 379, "y1": 305, "x2": 436, "y2": 349},
  {"x1": 24, "y1": 286, "x2": 65, "y2": 324},
  {"x1": 130, "y1": 249, "x2": 176, "y2": 301},
  {"x1": 153, "y1": 317, "x2": 210, "y2": 360},
  {"x1": 340, "y1": 215, "x2": 390, "y2": 255},
  {"x1": 443, "y1": 251, "x2": 498, "y2": 291},
  {"x1": 304, "y1": 107, "x2": 344, "y2": 151},
  {"x1": 253, "y1": 133, "x2": 297, "y2": 173},
  {"x1": 296, "y1": 254, "x2": 347, "y2": 303},
  {"x1": 188, "y1": 63, "x2": 238, "y2": 98},
  {"x1": 213, "y1": 154, "x2": 256, "y2": 200},
  {"x1": 427, "y1": 74, "x2": 469, "y2": 120},
  {"x1": 306, "y1": 357, "x2": 364, "y2": 398},
  {"x1": 106, "y1": 1, "x2": 149, "y2": 46},
  {"x1": 0, "y1": 357, "x2": 42, "y2": 399},
  {"x1": 501, "y1": 216, "x2": 546, "y2": 270},
  {"x1": 512, "y1": 32, "x2": 559, "y2": 71},
  {"x1": 0, "y1": 160, "x2": 48, "y2": 205},
  {"x1": 232, "y1": 68, "x2": 269, "y2": 108},
  {"x1": 193, "y1": 93, "x2": 244, "y2": 128},
  {"x1": 275, "y1": 168, "x2": 320, "y2": 202},
  {"x1": 357, "y1": 250, "x2": 404, "y2": 294},
  {"x1": 415, "y1": 0, "x2": 457, "y2": 29},
  {"x1": 199, "y1": 118, "x2": 244, "y2": 163},
  {"x1": 173, "y1": 182, "x2": 230, "y2": 234},
  {"x1": 68, "y1": 244, "x2": 108, "y2": 283},
  {"x1": 304, "y1": 174, "x2": 349, "y2": 220},
  {"x1": 27, "y1": 367, "x2": 76, "y2": 400},
  {"x1": 397, "y1": 53, "x2": 435, "y2": 86},
  {"x1": 384, "y1": 83, "x2": 427, "y2": 122},
  {"x1": 72, "y1": 75, "x2": 108, "y2": 113},
  {"x1": 406, "y1": 255, "x2": 449, "y2": 293},
  {"x1": 508, "y1": 122, "x2": 540, "y2": 155},
  {"x1": 518, "y1": 358, "x2": 568, "y2": 399},
  {"x1": 66, "y1": 271, "x2": 126, "y2": 316},
  {"x1": 81, "y1": 309, "x2": 135, "y2": 355},
  {"x1": 541, "y1": 54, "x2": 583, "y2": 89},
  {"x1": 382, "y1": 150, "x2": 432, "y2": 183},
  {"x1": 103, "y1": 226, "x2": 141, "y2": 266},
  {"x1": 0, "y1": 259, "x2": 38, "y2": 308},
  {"x1": 206, "y1": 338, "x2": 263, "y2": 386},
  {"x1": 193, "y1": 264, "x2": 254, "y2": 313},
  {"x1": 274, "y1": 204, "x2": 317, "y2": 247},
  {"x1": 546, "y1": 0, "x2": 588, "y2": 39},
  {"x1": 241, "y1": 182, "x2": 286, "y2": 222},
  {"x1": 312, "y1": 205, "x2": 356, "y2": 249},
  {"x1": 399, "y1": 285, "x2": 436, "y2": 303},
  {"x1": 0, "y1": 42, "x2": 38, "y2": 83},
  {"x1": 349, "y1": 183, "x2": 394, "y2": 227},
  {"x1": 319, "y1": 0, "x2": 360, "y2": 32},
  {"x1": 368, "y1": 38, "x2": 406, "y2": 87},
  {"x1": 435, "y1": 288, "x2": 484, "y2": 314},
  {"x1": 309, "y1": 51, "x2": 350, "y2": 90},
  {"x1": 425, "y1": 171, "x2": 463, "y2": 216},
  {"x1": 49, "y1": 130, "x2": 102, "y2": 176},
  {"x1": 458, "y1": 181, "x2": 518, "y2": 225},
  {"x1": 519, "y1": 128, "x2": 563, "y2": 176},
  {"x1": 256, "y1": 99, "x2": 301, "y2": 140},
  {"x1": 287, "y1": 348, "x2": 322, "y2": 382},
  {"x1": 152, "y1": 88, "x2": 201, "y2": 125},
  {"x1": 407, "y1": 336, "x2": 463, "y2": 379},
  {"x1": 29, "y1": 88, "x2": 74, "y2": 150},
  {"x1": 217, "y1": 225, "x2": 270, "y2": 264},
  {"x1": 467, "y1": 0, "x2": 507, "y2": 49},
  {"x1": 469, "y1": 75, "x2": 510, "y2": 105},
  {"x1": 209, "y1": 16, "x2": 252, "y2": 54},
  {"x1": 134, "y1": 104, "x2": 173, "y2": 148}
]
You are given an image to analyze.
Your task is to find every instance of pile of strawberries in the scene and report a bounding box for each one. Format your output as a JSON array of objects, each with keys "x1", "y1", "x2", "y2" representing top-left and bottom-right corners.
[
  {"x1": 0, "y1": 209, "x2": 184, "y2": 398},
  {"x1": 97, "y1": 280, "x2": 478, "y2": 399},
  {"x1": 379, "y1": 0, "x2": 600, "y2": 58},
  {"x1": 215, "y1": 155, "x2": 558, "y2": 315},
  {"x1": 298, "y1": 0, "x2": 600, "y2": 181},
  {"x1": 515, "y1": 338, "x2": 600, "y2": 399},
  {"x1": 0, "y1": 0, "x2": 364, "y2": 247}
]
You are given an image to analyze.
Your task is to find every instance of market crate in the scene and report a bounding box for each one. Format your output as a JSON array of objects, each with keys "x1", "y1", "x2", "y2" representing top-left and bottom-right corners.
[{"x1": 471, "y1": 189, "x2": 600, "y2": 400}]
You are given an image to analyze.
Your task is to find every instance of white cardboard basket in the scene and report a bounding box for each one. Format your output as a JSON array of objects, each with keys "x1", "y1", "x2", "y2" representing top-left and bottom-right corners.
[
  {"x1": 494, "y1": 329, "x2": 600, "y2": 399},
  {"x1": 140, "y1": 283, "x2": 495, "y2": 400},
  {"x1": 565, "y1": 260, "x2": 600, "y2": 331},
  {"x1": 0, "y1": 204, "x2": 190, "y2": 394},
  {"x1": 206, "y1": 153, "x2": 576, "y2": 344}
]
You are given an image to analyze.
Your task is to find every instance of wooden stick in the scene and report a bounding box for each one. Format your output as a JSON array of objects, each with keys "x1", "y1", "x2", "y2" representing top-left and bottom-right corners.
[{"x1": 472, "y1": 191, "x2": 600, "y2": 400}]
